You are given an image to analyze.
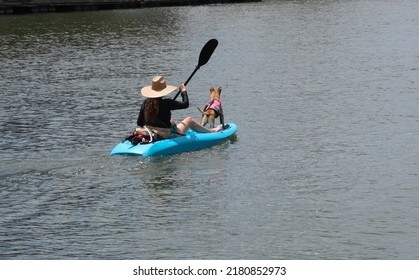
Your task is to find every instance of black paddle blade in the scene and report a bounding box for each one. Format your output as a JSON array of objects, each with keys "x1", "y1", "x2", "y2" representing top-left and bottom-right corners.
[
  {"x1": 173, "y1": 39, "x2": 218, "y2": 100},
  {"x1": 198, "y1": 39, "x2": 218, "y2": 68}
]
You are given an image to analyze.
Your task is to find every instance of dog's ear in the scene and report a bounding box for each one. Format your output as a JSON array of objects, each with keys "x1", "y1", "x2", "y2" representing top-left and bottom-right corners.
[
  {"x1": 218, "y1": 87, "x2": 222, "y2": 95},
  {"x1": 209, "y1": 87, "x2": 215, "y2": 92}
]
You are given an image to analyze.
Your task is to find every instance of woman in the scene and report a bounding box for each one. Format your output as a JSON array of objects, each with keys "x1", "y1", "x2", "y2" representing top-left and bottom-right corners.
[{"x1": 137, "y1": 76, "x2": 222, "y2": 138}]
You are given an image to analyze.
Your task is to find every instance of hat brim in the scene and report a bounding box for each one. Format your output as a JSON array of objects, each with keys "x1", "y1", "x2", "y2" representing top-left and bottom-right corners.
[{"x1": 140, "y1": 85, "x2": 177, "y2": 98}]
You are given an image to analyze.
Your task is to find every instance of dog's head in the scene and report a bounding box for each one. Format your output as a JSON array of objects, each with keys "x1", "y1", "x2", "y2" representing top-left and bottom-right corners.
[{"x1": 209, "y1": 87, "x2": 222, "y2": 100}]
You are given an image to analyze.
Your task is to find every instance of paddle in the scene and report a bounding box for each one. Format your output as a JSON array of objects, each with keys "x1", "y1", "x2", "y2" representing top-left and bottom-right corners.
[{"x1": 173, "y1": 39, "x2": 218, "y2": 100}]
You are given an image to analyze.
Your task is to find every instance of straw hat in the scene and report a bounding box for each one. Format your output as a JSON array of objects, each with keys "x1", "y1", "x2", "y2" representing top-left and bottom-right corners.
[{"x1": 140, "y1": 76, "x2": 177, "y2": 98}]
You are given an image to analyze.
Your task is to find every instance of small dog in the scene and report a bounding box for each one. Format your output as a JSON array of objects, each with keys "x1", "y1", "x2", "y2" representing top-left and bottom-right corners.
[{"x1": 197, "y1": 87, "x2": 224, "y2": 129}]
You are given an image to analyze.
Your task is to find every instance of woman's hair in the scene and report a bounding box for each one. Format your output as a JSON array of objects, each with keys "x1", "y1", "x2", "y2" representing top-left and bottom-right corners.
[{"x1": 144, "y1": 98, "x2": 160, "y2": 123}]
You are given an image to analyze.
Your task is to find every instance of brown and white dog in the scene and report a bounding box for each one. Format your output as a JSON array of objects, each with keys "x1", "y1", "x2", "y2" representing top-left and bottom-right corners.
[{"x1": 197, "y1": 87, "x2": 224, "y2": 129}]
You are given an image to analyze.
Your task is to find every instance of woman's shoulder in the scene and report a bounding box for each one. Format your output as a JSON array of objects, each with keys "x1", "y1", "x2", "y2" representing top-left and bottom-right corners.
[
  {"x1": 161, "y1": 98, "x2": 178, "y2": 106},
  {"x1": 161, "y1": 97, "x2": 175, "y2": 103}
]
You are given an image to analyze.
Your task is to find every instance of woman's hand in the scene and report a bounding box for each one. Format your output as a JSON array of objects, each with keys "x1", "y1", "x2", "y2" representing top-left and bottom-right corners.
[{"x1": 179, "y1": 84, "x2": 186, "y2": 92}]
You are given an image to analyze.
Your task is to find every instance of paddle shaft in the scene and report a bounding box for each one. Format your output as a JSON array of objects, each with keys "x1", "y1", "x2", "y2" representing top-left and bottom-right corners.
[{"x1": 172, "y1": 67, "x2": 199, "y2": 100}]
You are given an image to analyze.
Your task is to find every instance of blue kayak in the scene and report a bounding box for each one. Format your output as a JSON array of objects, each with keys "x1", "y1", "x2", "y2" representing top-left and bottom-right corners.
[{"x1": 110, "y1": 123, "x2": 237, "y2": 157}]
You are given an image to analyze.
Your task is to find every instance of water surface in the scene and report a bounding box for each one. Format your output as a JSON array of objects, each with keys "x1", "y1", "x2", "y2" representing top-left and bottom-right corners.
[{"x1": 1, "y1": 0, "x2": 419, "y2": 259}]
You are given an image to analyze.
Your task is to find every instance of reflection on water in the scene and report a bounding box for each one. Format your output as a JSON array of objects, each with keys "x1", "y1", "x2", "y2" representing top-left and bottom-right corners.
[{"x1": 1, "y1": 0, "x2": 419, "y2": 259}]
